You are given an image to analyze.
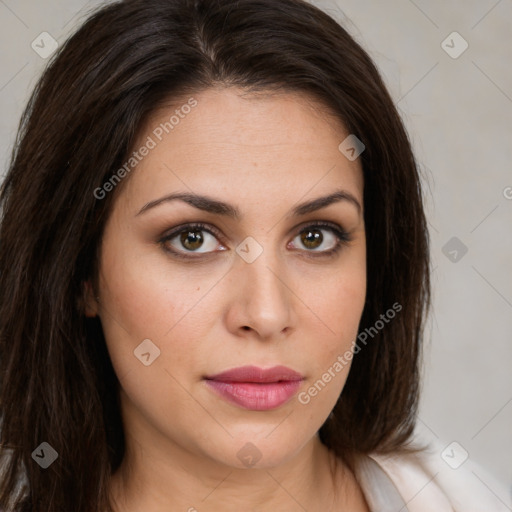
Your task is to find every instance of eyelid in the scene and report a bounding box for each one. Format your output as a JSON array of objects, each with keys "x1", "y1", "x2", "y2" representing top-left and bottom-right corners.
[
  {"x1": 159, "y1": 220, "x2": 352, "y2": 258},
  {"x1": 289, "y1": 220, "x2": 352, "y2": 253},
  {"x1": 160, "y1": 222, "x2": 225, "y2": 245}
]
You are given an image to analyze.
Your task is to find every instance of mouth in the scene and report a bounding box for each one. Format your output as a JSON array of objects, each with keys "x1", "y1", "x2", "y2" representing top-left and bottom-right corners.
[{"x1": 203, "y1": 365, "x2": 304, "y2": 411}]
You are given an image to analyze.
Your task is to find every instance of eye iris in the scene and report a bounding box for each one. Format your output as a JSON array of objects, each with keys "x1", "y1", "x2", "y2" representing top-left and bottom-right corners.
[
  {"x1": 301, "y1": 229, "x2": 322, "y2": 249},
  {"x1": 180, "y1": 230, "x2": 203, "y2": 250}
]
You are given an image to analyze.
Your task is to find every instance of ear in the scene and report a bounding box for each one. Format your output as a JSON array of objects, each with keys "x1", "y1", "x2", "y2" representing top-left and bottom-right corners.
[{"x1": 82, "y1": 280, "x2": 99, "y2": 318}]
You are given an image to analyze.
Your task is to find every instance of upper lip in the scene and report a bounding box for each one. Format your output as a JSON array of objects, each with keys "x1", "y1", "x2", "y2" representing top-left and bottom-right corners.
[{"x1": 205, "y1": 365, "x2": 303, "y2": 383}]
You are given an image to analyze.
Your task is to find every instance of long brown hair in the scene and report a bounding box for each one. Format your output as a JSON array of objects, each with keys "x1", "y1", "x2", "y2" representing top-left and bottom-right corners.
[{"x1": 0, "y1": 0, "x2": 430, "y2": 510}]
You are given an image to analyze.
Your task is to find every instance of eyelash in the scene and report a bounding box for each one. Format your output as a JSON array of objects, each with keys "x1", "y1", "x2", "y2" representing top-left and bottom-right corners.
[{"x1": 159, "y1": 221, "x2": 352, "y2": 260}]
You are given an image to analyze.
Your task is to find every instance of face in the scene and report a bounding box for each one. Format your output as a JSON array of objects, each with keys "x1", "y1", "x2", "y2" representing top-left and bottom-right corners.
[{"x1": 87, "y1": 87, "x2": 366, "y2": 471}]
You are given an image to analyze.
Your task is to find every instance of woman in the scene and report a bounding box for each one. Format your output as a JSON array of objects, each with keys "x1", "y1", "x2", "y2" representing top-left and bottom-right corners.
[{"x1": 0, "y1": 0, "x2": 508, "y2": 511}]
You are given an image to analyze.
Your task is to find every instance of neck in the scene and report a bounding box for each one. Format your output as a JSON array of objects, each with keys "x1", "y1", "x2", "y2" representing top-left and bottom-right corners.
[{"x1": 109, "y1": 432, "x2": 357, "y2": 511}]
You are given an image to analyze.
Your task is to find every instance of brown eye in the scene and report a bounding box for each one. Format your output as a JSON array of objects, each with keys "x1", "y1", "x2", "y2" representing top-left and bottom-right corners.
[
  {"x1": 179, "y1": 230, "x2": 204, "y2": 251},
  {"x1": 292, "y1": 225, "x2": 340, "y2": 252},
  {"x1": 160, "y1": 221, "x2": 350, "y2": 260},
  {"x1": 300, "y1": 228, "x2": 324, "y2": 250},
  {"x1": 161, "y1": 223, "x2": 225, "y2": 255}
]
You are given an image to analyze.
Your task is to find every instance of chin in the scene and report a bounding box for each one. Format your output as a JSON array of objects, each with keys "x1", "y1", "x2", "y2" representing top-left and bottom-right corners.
[{"x1": 202, "y1": 428, "x2": 314, "y2": 470}]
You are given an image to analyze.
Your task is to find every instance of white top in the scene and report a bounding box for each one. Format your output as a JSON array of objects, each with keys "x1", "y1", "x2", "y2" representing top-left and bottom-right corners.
[{"x1": 356, "y1": 445, "x2": 511, "y2": 511}]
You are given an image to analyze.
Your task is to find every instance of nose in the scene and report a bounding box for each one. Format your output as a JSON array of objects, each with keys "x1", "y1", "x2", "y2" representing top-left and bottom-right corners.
[{"x1": 227, "y1": 247, "x2": 294, "y2": 340}]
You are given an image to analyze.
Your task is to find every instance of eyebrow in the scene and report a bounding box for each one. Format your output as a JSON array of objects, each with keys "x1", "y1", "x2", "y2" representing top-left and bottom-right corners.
[{"x1": 136, "y1": 188, "x2": 362, "y2": 218}]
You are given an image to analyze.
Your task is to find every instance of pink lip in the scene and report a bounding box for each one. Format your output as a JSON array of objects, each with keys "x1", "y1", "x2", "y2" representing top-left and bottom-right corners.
[{"x1": 204, "y1": 365, "x2": 304, "y2": 411}]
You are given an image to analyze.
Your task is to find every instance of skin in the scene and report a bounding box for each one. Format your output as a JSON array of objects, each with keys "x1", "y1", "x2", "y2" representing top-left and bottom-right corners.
[{"x1": 86, "y1": 86, "x2": 368, "y2": 511}]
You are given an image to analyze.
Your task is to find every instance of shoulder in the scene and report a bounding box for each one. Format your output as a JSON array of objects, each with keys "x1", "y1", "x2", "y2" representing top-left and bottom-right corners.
[{"x1": 364, "y1": 443, "x2": 511, "y2": 512}]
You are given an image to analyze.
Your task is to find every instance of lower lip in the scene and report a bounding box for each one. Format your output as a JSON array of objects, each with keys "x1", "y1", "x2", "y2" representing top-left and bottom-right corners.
[{"x1": 204, "y1": 379, "x2": 302, "y2": 411}]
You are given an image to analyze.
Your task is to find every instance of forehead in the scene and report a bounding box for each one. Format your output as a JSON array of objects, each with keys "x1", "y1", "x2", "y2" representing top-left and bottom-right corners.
[
  {"x1": 118, "y1": 87, "x2": 363, "y2": 213},
  {"x1": 146, "y1": 86, "x2": 347, "y2": 147}
]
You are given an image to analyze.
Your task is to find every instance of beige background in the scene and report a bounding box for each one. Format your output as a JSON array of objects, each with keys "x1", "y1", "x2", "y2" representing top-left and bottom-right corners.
[{"x1": 1, "y1": 0, "x2": 511, "y2": 502}]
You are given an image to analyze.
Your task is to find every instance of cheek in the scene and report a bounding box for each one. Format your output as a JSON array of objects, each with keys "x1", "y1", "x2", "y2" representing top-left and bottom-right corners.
[
  {"x1": 297, "y1": 274, "x2": 366, "y2": 415},
  {"x1": 95, "y1": 242, "x2": 209, "y2": 427},
  {"x1": 300, "y1": 258, "x2": 366, "y2": 388},
  {"x1": 96, "y1": 231, "x2": 226, "y2": 388},
  {"x1": 312, "y1": 265, "x2": 366, "y2": 338},
  {"x1": 98, "y1": 228, "x2": 196, "y2": 334}
]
